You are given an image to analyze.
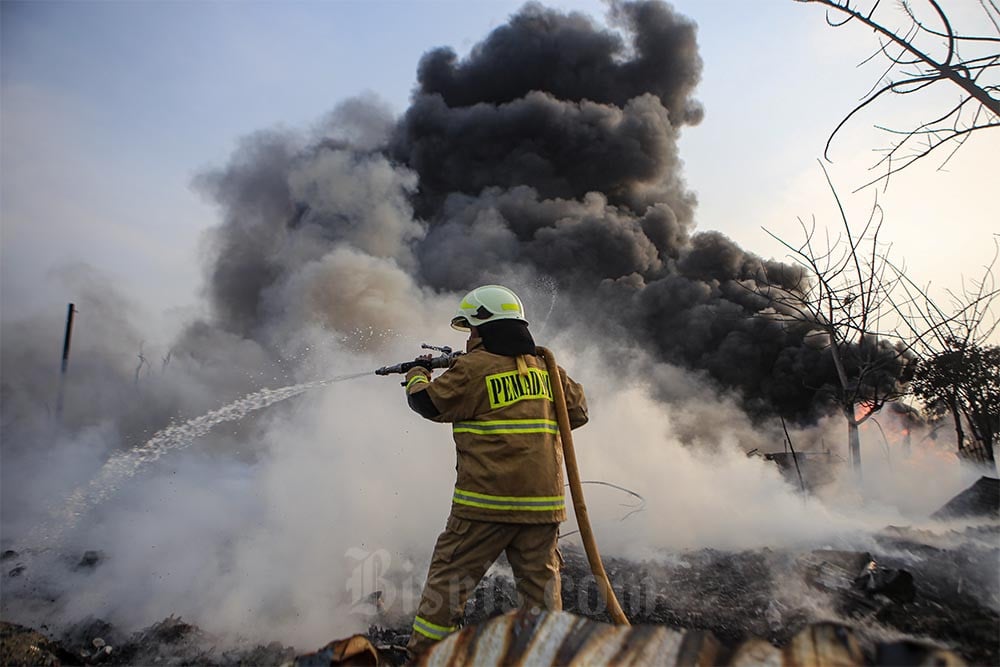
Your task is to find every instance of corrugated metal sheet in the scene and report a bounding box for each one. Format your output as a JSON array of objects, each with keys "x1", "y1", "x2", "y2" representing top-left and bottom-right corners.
[
  {"x1": 415, "y1": 610, "x2": 965, "y2": 667},
  {"x1": 417, "y1": 610, "x2": 716, "y2": 667}
]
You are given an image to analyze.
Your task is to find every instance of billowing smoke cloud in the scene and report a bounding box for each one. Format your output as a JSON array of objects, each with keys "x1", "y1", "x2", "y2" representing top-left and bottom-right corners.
[
  {"x1": 416, "y1": 2, "x2": 703, "y2": 117},
  {"x1": 188, "y1": 0, "x2": 829, "y2": 419},
  {"x1": 388, "y1": 0, "x2": 828, "y2": 419},
  {"x1": 1, "y1": 0, "x2": 980, "y2": 653},
  {"x1": 395, "y1": 1, "x2": 701, "y2": 214}
]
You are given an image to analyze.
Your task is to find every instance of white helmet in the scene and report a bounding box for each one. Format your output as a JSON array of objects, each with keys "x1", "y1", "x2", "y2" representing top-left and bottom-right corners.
[{"x1": 451, "y1": 285, "x2": 527, "y2": 331}]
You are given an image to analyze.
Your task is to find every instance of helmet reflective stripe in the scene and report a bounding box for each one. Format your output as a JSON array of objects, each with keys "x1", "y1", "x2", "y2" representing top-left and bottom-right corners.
[{"x1": 451, "y1": 285, "x2": 527, "y2": 331}]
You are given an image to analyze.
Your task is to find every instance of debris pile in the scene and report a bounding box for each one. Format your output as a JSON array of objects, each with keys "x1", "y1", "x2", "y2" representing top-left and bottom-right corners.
[
  {"x1": 1, "y1": 621, "x2": 78, "y2": 666},
  {"x1": 294, "y1": 512, "x2": 997, "y2": 666},
  {"x1": 0, "y1": 615, "x2": 296, "y2": 667},
  {"x1": 931, "y1": 476, "x2": 1000, "y2": 520},
  {"x1": 2, "y1": 479, "x2": 997, "y2": 665}
]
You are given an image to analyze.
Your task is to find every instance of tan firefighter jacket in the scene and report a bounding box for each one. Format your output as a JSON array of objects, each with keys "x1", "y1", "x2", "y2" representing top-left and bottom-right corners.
[{"x1": 404, "y1": 338, "x2": 588, "y2": 524}]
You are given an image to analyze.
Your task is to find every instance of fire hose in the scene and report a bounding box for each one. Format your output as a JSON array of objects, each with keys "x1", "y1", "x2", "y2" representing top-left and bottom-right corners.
[
  {"x1": 537, "y1": 346, "x2": 629, "y2": 626},
  {"x1": 377, "y1": 344, "x2": 630, "y2": 626}
]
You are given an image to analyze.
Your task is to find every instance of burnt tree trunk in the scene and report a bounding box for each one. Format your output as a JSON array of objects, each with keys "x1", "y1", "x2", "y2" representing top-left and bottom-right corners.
[
  {"x1": 948, "y1": 394, "x2": 966, "y2": 453},
  {"x1": 846, "y1": 409, "x2": 862, "y2": 479}
]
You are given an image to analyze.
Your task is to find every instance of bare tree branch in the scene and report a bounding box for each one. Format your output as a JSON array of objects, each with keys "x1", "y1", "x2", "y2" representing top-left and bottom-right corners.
[
  {"x1": 885, "y1": 237, "x2": 999, "y2": 464},
  {"x1": 754, "y1": 168, "x2": 916, "y2": 475},
  {"x1": 797, "y1": 0, "x2": 1000, "y2": 188}
]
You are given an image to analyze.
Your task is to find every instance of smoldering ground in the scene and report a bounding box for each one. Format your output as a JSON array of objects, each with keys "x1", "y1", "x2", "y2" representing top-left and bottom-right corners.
[{"x1": 0, "y1": 0, "x2": 993, "y2": 655}]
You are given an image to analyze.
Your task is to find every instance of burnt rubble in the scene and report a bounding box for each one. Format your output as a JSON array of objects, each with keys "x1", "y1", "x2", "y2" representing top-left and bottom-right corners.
[
  {"x1": 2, "y1": 480, "x2": 997, "y2": 666},
  {"x1": 556, "y1": 536, "x2": 996, "y2": 666},
  {"x1": 931, "y1": 476, "x2": 1000, "y2": 520},
  {"x1": 1, "y1": 530, "x2": 996, "y2": 666},
  {"x1": 0, "y1": 615, "x2": 298, "y2": 667},
  {"x1": 352, "y1": 520, "x2": 997, "y2": 666},
  {"x1": 1, "y1": 621, "x2": 79, "y2": 666}
]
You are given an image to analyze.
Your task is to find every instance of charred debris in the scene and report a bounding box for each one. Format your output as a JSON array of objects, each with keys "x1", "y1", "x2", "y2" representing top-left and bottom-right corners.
[
  {"x1": 297, "y1": 512, "x2": 998, "y2": 666},
  {"x1": 2, "y1": 478, "x2": 997, "y2": 666}
]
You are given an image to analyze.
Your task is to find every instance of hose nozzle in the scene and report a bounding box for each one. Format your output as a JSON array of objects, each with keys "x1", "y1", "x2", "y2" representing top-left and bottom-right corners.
[{"x1": 375, "y1": 344, "x2": 460, "y2": 375}]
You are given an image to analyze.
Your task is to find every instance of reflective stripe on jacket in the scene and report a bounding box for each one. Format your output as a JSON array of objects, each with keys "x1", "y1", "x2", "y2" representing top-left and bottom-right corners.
[{"x1": 405, "y1": 338, "x2": 588, "y2": 524}]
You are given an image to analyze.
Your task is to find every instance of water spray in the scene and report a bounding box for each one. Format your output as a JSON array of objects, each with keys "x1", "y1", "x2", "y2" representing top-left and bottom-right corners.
[
  {"x1": 49, "y1": 346, "x2": 466, "y2": 542},
  {"x1": 40, "y1": 371, "x2": 372, "y2": 546}
]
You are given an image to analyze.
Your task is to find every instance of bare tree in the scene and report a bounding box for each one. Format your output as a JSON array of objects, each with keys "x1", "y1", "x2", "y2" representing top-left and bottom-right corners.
[
  {"x1": 796, "y1": 0, "x2": 1000, "y2": 189},
  {"x1": 755, "y1": 166, "x2": 914, "y2": 475},
  {"x1": 890, "y1": 237, "x2": 999, "y2": 465}
]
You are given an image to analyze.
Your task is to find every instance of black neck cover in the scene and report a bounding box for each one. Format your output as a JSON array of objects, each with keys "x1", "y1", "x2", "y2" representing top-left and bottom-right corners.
[{"x1": 478, "y1": 319, "x2": 536, "y2": 357}]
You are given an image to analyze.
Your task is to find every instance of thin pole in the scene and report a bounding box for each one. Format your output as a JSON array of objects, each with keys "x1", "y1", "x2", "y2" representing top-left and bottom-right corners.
[
  {"x1": 781, "y1": 416, "x2": 806, "y2": 495},
  {"x1": 55, "y1": 303, "x2": 76, "y2": 419}
]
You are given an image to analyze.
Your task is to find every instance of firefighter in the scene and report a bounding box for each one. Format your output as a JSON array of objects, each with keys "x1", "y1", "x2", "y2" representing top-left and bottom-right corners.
[{"x1": 403, "y1": 284, "x2": 589, "y2": 658}]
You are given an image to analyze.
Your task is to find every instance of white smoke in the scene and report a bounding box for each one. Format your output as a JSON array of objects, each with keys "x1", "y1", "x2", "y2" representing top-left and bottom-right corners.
[{"x1": 1, "y1": 278, "x2": 988, "y2": 649}]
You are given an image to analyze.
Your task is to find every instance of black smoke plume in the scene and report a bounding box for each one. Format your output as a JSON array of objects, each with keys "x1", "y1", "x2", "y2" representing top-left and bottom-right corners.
[{"x1": 193, "y1": 0, "x2": 847, "y2": 420}]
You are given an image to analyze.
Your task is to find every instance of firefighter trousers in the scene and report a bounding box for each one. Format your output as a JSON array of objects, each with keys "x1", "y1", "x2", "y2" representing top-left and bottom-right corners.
[{"x1": 406, "y1": 515, "x2": 562, "y2": 657}]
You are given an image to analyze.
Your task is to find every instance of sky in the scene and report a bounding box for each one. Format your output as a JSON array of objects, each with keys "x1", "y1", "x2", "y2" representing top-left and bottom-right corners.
[{"x1": 2, "y1": 0, "x2": 997, "y2": 329}]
